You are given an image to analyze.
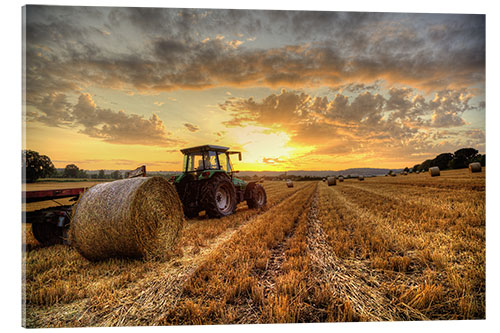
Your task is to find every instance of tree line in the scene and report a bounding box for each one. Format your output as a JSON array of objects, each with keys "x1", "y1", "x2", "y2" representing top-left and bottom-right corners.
[
  {"x1": 402, "y1": 148, "x2": 485, "y2": 173},
  {"x1": 22, "y1": 150, "x2": 123, "y2": 183}
]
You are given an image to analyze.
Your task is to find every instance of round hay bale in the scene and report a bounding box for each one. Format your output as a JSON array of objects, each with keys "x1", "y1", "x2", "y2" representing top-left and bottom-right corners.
[
  {"x1": 429, "y1": 166, "x2": 440, "y2": 177},
  {"x1": 391, "y1": 173, "x2": 396, "y2": 177},
  {"x1": 286, "y1": 180, "x2": 294, "y2": 188},
  {"x1": 338, "y1": 176, "x2": 344, "y2": 182},
  {"x1": 469, "y1": 162, "x2": 482, "y2": 173},
  {"x1": 70, "y1": 177, "x2": 184, "y2": 261},
  {"x1": 358, "y1": 175, "x2": 364, "y2": 181},
  {"x1": 327, "y1": 176, "x2": 336, "y2": 186}
]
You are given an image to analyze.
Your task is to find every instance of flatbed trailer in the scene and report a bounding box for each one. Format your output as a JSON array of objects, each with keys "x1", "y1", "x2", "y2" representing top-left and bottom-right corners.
[
  {"x1": 22, "y1": 166, "x2": 146, "y2": 246},
  {"x1": 23, "y1": 188, "x2": 87, "y2": 245}
]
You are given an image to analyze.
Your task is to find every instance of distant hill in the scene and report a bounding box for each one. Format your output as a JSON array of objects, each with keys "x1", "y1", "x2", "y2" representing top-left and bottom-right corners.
[
  {"x1": 236, "y1": 168, "x2": 401, "y2": 177},
  {"x1": 58, "y1": 167, "x2": 400, "y2": 177}
]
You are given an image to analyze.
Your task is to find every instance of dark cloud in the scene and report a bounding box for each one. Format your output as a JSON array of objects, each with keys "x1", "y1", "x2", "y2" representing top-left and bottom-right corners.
[
  {"x1": 184, "y1": 123, "x2": 200, "y2": 132},
  {"x1": 25, "y1": 6, "x2": 485, "y2": 99},
  {"x1": 31, "y1": 92, "x2": 73, "y2": 127}
]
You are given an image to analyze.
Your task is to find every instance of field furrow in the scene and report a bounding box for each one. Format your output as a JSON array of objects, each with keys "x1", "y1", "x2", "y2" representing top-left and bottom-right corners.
[
  {"x1": 24, "y1": 181, "x2": 315, "y2": 327},
  {"x1": 23, "y1": 169, "x2": 486, "y2": 326},
  {"x1": 317, "y1": 181, "x2": 485, "y2": 319},
  {"x1": 161, "y1": 182, "x2": 317, "y2": 325},
  {"x1": 306, "y1": 191, "x2": 425, "y2": 321}
]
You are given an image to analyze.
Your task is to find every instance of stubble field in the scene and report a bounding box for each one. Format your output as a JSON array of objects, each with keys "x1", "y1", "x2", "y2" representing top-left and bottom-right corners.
[{"x1": 22, "y1": 168, "x2": 485, "y2": 327}]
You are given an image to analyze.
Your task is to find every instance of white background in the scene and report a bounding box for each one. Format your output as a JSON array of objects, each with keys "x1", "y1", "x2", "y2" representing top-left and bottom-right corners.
[{"x1": 2, "y1": 0, "x2": 498, "y2": 332}]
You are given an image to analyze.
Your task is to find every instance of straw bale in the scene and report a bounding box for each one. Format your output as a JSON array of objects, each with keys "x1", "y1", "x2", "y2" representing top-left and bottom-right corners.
[
  {"x1": 469, "y1": 162, "x2": 482, "y2": 173},
  {"x1": 429, "y1": 166, "x2": 440, "y2": 177},
  {"x1": 286, "y1": 180, "x2": 294, "y2": 188},
  {"x1": 327, "y1": 176, "x2": 336, "y2": 186},
  {"x1": 358, "y1": 175, "x2": 364, "y2": 181},
  {"x1": 70, "y1": 176, "x2": 184, "y2": 261},
  {"x1": 338, "y1": 176, "x2": 344, "y2": 182}
]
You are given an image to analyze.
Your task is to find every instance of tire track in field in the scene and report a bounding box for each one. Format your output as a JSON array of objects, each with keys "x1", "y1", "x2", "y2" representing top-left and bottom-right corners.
[
  {"x1": 257, "y1": 184, "x2": 317, "y2": 300},
  {"x1": 342, "y1": 182, "x2": 484, "y2": 222},
  {"x1": 307, "y1": 189, "x2": 428, "y2": 321},
  {"x1": 340, "y1": 183, "x2": 451, "y2": 215},
  {"x1": 77, "y1": 183, "x2": 317, "y2": 327}
]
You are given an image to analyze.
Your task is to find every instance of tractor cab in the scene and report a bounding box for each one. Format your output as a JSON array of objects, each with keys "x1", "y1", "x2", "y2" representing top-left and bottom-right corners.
[
  {"x1": 180, "y1": 145, "x2": 241, "y2": 177},
  {"x1": 173, "y1": 144, "x2": 266, "y2": 219}
]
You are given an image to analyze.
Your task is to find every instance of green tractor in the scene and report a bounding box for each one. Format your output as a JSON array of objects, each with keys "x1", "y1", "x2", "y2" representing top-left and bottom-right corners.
[{"x1": 171, "y1": 145, "x2": 267, "y2": 218}]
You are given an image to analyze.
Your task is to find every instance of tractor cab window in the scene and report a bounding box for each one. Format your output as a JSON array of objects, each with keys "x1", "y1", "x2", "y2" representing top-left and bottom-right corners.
[
  {"x1": 186, "y1": 153, "x2": 204, "y2": 172},
  {"x1": 186, "y1": 151, "x2": 220, "y2": 172},
  {"x1": 218, "y1": 152, "x2": 232, "y2": 172},
  {"x1": 207, "y1": 151, "x2": 219, "y2": 170}
]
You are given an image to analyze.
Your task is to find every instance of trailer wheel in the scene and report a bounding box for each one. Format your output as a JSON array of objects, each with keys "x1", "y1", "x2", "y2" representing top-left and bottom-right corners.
[{"x1": 31, "y1": 223, "x2": 65, "y2": 246}]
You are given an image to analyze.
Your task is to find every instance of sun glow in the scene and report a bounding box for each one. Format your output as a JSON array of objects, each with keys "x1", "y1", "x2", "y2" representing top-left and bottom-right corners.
[{"x1": 229, "y1": 125, "x2": 297, "y2": 170}]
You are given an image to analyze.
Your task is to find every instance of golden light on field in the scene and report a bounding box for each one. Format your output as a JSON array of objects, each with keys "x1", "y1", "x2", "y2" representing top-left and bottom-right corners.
[{"x1": 24, "y1": 168, "x2": 485, "y2": 326}]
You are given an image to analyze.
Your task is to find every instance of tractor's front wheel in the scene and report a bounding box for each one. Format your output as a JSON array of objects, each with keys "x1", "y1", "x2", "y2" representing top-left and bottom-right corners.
[
  {"x1": 246, "y1": 183, "x2": 267, "y2": 209},
  {"x1": 201, "y1": 175, "x2": 237, "y2": 218}
]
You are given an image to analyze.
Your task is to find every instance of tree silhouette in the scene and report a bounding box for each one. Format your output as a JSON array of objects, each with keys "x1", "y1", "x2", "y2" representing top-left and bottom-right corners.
[
  {"x1": 22, "y1": 150, "x2": 55, "y2": 183},
  {"x1": 63, "y1": 164, "x2": 79, "y2": 178}
]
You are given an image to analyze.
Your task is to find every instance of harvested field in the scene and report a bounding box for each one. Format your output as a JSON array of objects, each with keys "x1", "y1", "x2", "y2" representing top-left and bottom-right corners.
[{"x1": 23, "y1": 169, "x2": 485, "y2": 327}]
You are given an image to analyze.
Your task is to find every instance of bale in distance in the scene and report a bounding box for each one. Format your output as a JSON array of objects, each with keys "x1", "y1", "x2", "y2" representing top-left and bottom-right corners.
[
  {"x1": 338, "y1": 176, "x2": 344, "y2": 182},
  {"x1": 358, "y1": 175, "x2": 364, "y2": 181},
  {"x1": 391, "y1": 173, "x2": 396, "y2": 177},
  {"x1": 429, "y1": 166, "x2": 440, "y2": 177},
  {"x1": 286, "y1": 180, "x2": 294, "y2": 188},
  {"x1": 70, "y1": 176, "x2": 184, "y2": 261},
  {"x1": 327, "y1": 176, "x2": 336, "y2": 186},
  {"x1": 469, "y1": 162, "x2": 482, "y2": 173}
]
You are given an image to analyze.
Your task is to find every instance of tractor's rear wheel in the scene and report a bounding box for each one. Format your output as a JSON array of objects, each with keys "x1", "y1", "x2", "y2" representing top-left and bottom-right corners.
[
  {"x1": 31, "y1": 223, "x2": 65, "y2": 246},
  {"x1": 201, "y1": 175, "x2": 237, "y2": 218},
  {"x1": 246, "y1": 183, "x2": 267, "y2": 209}
]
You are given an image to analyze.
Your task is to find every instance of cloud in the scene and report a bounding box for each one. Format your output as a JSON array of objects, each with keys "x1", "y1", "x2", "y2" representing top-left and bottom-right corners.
[
  {"x1": 262, "y1": 157, "x2": 286, "y2": 165},
  {"x1": 219, "y1": 88, "x2": 481, "y2": 161},
  {"x1": 30, "y1": 92, "x2": 73, "y2": 127},
  {"x1": 29, "y1": 92, "x2": 181, "y2": 147},
  {"x1": 25, "y1": 8, "x2": 485, "y2": 99},
  {"x1": 71, "y1": 93, "x2": 179, "y2": 146},
  {"x1": 184, "y1": 123, "x2": 200, "y2": 132}
]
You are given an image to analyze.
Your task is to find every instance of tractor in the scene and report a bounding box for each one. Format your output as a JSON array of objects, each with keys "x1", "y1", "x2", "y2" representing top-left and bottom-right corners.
[
  {"x1": 171, "y1": 145, "x2": 267, "y2": 218},
  {"x1": 23, "y1": 145, "x2": 265, "y2": 246}
]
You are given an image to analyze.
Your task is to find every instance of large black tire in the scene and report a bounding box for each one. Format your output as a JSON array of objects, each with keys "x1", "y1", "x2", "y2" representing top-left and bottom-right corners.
[
  {"x1": 246, "y1": 183, "x2": 267, "y2": 209},
  {"x1": 201, "y1": 174, "x2": 237, "y2": 218},
  {"x1": 31, "y1": 223, "x2": 65, "y2": 246}
]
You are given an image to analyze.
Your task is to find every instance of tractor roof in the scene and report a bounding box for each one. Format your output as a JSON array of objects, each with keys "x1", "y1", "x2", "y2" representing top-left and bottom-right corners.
[{"x1": 180, "y1": 145, "x2": 230, "y2": 154}]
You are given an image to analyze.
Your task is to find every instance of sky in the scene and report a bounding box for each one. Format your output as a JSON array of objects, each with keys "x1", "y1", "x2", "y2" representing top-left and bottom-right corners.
[{"x1": 23, "y1": 6, "x2": 486, "y2": 171}]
